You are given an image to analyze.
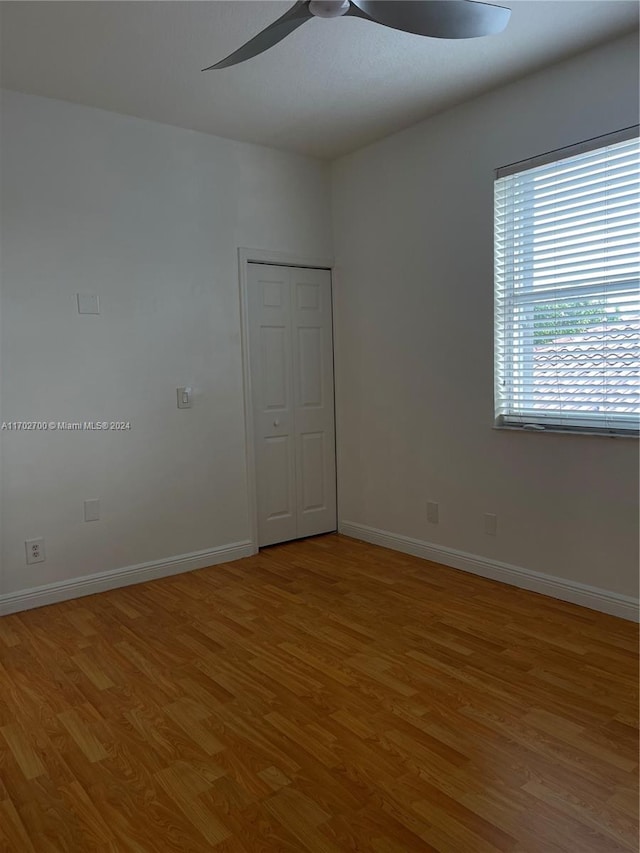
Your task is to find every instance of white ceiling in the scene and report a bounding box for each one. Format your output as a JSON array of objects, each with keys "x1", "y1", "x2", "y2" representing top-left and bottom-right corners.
[{"x1": 1, "y1": 1, "x2": 637, "y2": 159}]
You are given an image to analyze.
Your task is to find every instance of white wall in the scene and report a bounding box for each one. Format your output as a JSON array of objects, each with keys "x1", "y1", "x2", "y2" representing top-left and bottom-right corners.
[
  {"x1": 0, "y1": 90, "x2": 331, "y2": 599},
  {"x1": 332, "y1": 34, "x2": 640, "y2": 599},
  {"x1": 2, "y1": 34, "x2": 638, "y2": 612}
]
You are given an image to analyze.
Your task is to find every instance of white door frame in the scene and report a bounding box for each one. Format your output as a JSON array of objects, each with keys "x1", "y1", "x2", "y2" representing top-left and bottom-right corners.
[{"x1": 237, "y1": 247, "x2": 335, "y2": 553}]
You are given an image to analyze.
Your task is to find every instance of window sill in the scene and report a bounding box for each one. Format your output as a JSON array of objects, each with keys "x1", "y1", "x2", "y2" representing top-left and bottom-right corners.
[{"x1": 493, "y1": 425, "x2": 639, "y2": 439}]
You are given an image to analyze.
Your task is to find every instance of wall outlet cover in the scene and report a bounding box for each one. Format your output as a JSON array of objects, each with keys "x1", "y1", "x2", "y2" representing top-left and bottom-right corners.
[
  {"x1": 25, "y1": 538, "x2": 46, "y2": 564},
  {"x1": 84, "y1": 499, "x2": 100, "y2": 522},
  {"x1": 484, "y1": 513, "x2": 498, "y2": 536}
]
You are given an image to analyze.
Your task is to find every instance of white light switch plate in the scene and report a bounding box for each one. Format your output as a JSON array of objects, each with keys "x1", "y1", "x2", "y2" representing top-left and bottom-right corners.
[
  {"x1": 177, "y1": 387, "x2": 192, "y2": 409},
  {"x1": 77, "y1": 293, "x2": 100, "y2": 315}
]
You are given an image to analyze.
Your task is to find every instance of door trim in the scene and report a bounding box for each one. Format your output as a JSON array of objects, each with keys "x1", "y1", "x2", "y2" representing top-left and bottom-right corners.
[{"x1": 237, "y1": 248, "x2": 334, "y2": 552}]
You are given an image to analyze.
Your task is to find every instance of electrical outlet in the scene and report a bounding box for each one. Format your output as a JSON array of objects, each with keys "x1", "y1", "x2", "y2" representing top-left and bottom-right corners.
[
  {"x1": 427, "y1": 501, "x2": 439, "y2": 524},
  {"x1": 25, "y1": 538, "x2": 46, "y2": 564},
  {"x1": 484, "y1": 513, "x2": 498, "y2": 536}
]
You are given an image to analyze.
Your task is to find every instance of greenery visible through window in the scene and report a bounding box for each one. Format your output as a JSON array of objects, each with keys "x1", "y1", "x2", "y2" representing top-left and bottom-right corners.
[{"x1": 533, "y1": 300, "x2": 608, "y2": 344}]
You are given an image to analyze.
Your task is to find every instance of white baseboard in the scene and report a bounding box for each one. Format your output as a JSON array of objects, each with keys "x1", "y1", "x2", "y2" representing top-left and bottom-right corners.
[
  {"x1": 0, "y1": 540, "x2": 256, "y2": 616},
  {"x1": 339, "y1": 521, "x2": 639, "y2": 622}
]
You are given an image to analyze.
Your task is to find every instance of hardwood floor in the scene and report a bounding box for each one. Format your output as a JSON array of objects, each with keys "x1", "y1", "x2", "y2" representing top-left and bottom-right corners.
[{"x1": 1, "y1": 534, "x2": 638, "y2": 852}]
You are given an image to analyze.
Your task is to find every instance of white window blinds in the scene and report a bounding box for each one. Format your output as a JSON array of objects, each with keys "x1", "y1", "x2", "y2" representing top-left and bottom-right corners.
[{"x1": 494, "y1": 128, "x2": 640, "y2": 435}]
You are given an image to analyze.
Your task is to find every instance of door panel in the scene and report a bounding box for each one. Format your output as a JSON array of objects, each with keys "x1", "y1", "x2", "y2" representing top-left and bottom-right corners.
[
  {"x1": 290, "y1": 267, "x2": 337, "y2": 540},
  {"x1": 261, "y1": 326, "x2": 288, "y2": 410},
  {"x1": 296, "y1": 282, "x2": 320, "y2": 311},
  {"x1": 300, "y1": 431, "x2": 326, "y2": 512},
  {"x1": 264, "y1": 436, "x2": 294, "y2": 519},
  {"x1": 248, "y1": 263, "x2": 336, "y2": 547},
  {"x1": 248, "y1": 265, "x2": 296, "y2": 546},
  {"x1": 298, "y1": 326, "x2": 323, "y2": 407}
]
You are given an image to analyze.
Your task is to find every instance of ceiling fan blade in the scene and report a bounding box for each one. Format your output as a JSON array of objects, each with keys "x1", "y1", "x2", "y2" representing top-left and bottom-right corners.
[
  {"x1": 203, "y1": 1, "x2": 313, "y2": 70},
  {"x1": 347, "y1": 0, "x2": 511, "y2": 39}
]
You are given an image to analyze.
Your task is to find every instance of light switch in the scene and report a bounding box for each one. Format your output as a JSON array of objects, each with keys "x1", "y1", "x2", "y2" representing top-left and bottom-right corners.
[
  {"x1": 77, "y1": 293, "x2": 100, "y2": 315},
  {"x1": 177, "y1": 387, "x2": 192, "y2": 409},
  {"x1": 84, "y1": 499, "x2": 100, "y2": 522}
]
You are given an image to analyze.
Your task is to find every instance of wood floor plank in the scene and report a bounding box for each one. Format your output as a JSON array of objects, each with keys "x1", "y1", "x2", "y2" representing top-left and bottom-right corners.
[
  {"x1": 0, "y1": 533, "x2": 637, "y2": 851},
  {"x1": 154, "y1": 762, "x2": 231, "y2": 846},
  {"x1": 0, "y1": 796, "x2": 38, "y2": 853},
  {"x1": 0, "y1": 724, "x2": 47, "y2": 781},
  {"x1": 57, "y1": 709, "x2": 109, "y2": 764}
]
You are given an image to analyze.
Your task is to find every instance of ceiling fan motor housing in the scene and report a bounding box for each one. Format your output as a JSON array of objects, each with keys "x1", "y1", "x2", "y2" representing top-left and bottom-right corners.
[{"x1": 309, "y1": 0, "x2": 351, "y2": 18}]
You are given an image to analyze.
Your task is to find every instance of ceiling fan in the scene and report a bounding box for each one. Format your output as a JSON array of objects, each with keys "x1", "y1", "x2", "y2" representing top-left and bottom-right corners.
[{"x1": 203, "y1": 0, "x2": 511, "y2": 70}]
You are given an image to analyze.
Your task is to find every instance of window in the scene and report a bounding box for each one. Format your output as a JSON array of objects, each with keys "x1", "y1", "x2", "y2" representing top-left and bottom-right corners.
[{"x1": 494, "y1": 128, "x2": 640, "y2": 436}]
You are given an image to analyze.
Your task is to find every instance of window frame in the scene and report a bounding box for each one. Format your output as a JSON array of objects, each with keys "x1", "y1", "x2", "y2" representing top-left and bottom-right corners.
[{"x1": 494, "y1": 126, "x2": 640, "y2": 438}]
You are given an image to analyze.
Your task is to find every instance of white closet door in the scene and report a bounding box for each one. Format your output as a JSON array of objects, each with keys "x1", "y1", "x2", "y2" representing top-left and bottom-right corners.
[
  {"x1": 248, "y1": 264, "x2": 297, "y2": 546},
  {"x1": 290, "y1": 266, "x2": 337, "y2": 539},
  {"x1": 248, "y1": 263, "x2": 336, "y2": 547}
]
